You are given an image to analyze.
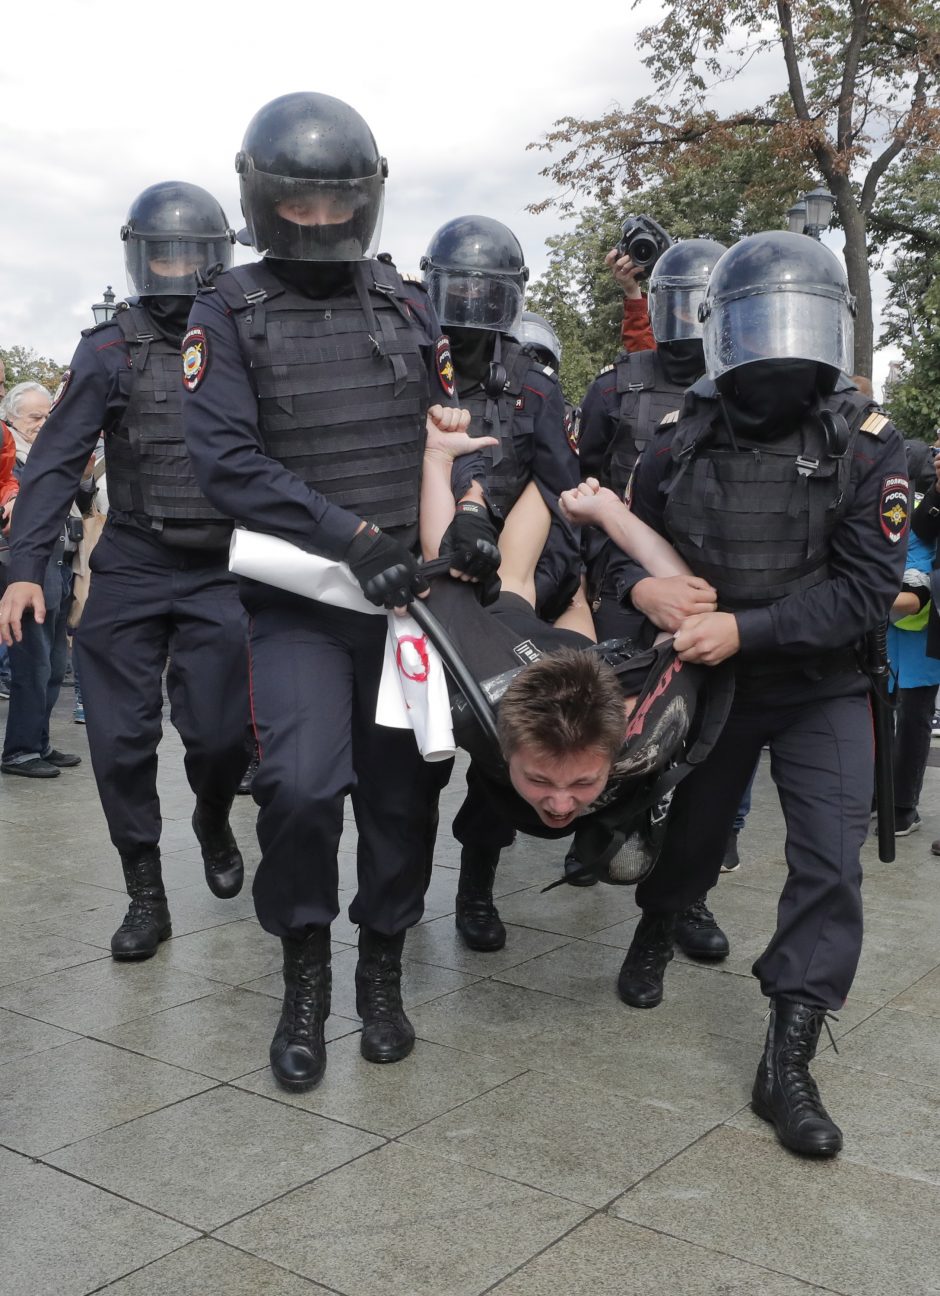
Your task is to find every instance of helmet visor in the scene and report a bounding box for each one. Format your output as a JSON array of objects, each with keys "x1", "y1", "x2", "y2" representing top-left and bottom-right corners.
[
  {"x1": 704, "y1": 285, "x2": 854, "y2": 379},
  {"x1": 426, "y1": 269, "x2": 524, "y2": 334},
  {"x1": 649, "y1": 283, "x2": 707, "y2": 343},
  {"x1": 125, "y1": 234, "x2": 234, "y2": 297},
  {"x1": 241, "y1": 169, "x2": 384, "y2": 261},
  {"x1": 521, "y1": 317, "x2": 561, "y2": 365}
]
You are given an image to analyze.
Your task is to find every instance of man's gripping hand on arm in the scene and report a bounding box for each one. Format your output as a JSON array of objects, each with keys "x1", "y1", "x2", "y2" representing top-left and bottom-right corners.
[{"x1": 0, "y1": 582, "x2": 46, "y2": 646}]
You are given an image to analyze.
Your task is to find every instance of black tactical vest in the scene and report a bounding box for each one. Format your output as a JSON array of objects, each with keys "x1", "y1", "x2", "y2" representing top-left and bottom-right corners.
[
  {"x1": 457, "y1": 339, "x2": 541, "y2": 517},
  {"x1": 663, "y1": 380, "x2": 873, "y2": 609},
  {"x1": 609, "y1": 350, "x2": 688, "y2": 499},
  {"x1": 103, "y1": 305, "x2": 226, "y2": 525},
  {"x1": 211, "y1": 260, "x2": 431, "y2": 532}
]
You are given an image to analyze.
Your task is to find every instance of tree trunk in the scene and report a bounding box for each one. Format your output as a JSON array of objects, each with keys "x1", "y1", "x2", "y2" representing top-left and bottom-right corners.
[{"x1": 840, "y1": 204, "x2": 873, "y2": 379}]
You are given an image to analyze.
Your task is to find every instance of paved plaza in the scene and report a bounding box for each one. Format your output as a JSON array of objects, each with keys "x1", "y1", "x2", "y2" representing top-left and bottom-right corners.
[{"x1": 2, "y1": 691, "x2": 940, "y2": 1295}]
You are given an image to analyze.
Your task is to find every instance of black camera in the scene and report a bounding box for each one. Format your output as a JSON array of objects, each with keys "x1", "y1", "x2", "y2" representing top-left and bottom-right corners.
[
  {"x1": 65, "y1": 516, "x2": 84, "y2": 544},
  {"x1": 616, "y1": 214, "x2": 673, "y2": 273}
]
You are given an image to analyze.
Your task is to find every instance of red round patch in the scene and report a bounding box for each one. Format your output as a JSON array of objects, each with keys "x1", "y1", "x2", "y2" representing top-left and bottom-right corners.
[
  {"x1": 435, "y1": 336, "x2": 455, "y2": 400},
  {"x1": 880, "y1": 474, "x2": 909, "y2": 544},
  {"x1": 396, "y1": 634, "x2": 430, "y2": 683},
  {"x1": 181, "y1": 326, "x2": 208, "y2": 392}
]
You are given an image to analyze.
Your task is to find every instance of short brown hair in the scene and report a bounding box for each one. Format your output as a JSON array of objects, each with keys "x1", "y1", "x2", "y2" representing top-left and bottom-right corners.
[{"x1": 497, "y1": 648, "x2": 625, "y2": 761}]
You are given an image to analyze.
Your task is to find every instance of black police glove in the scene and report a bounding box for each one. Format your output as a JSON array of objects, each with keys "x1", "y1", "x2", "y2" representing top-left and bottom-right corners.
[
  {"x1": 345, "y1": 523, "x2": 429, "y2": 610},
  {"x1": 439, "y1": 501, "x2": 501, "y2": 581}
]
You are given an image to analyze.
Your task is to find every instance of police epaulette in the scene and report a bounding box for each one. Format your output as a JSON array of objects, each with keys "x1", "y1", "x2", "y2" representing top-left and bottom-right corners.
[
  {"x1": 598, "y1": 363, "x2": 615, "y2": 376},
  {"x1": 860, "y1": 411, "x2": 889, "y2": 438},
  {"x1": 541, "y1": 365, "x2": 558, "y2": 381},
  {"x1": 659, "y1": 409, "x2": 680, "y2": 426},
  {"x1": 401, "y1": 272, "x2": 424, "y2": 285}
]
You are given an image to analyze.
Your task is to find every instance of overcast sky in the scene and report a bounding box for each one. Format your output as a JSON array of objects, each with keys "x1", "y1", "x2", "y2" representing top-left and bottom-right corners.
[{"x1": 0, "y1": 0, "x2": 899, "y2": 394}]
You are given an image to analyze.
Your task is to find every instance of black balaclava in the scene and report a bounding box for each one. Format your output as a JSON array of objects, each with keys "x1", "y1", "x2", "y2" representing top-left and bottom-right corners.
[
  {"x1": 719, "y1": 360, "x2": 830, "y2": 438},
  {"x1": 658, "y1": 338, "x2": 705, "y2": 387},
  {"x1": 141, "y1": 295, "x2": 194, "y2": 344},
  {"x1": 449, "y1": 327, "x2": 495, "y2": 392},
  {"x1": 266, "y1": 257, "x2": 355, "y2": 298}
]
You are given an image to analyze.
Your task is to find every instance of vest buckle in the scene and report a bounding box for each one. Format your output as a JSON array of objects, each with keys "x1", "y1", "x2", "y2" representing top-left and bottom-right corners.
[
  {"x1": 795, "y1": 455, "x2": 820, "y2": 478},
  {"x1": 243, "y1": 289, "x2": 267, "y2": 306}
]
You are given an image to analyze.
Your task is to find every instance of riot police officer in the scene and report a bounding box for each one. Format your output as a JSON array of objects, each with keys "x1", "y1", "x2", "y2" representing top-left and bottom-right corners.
[
  {"x1": 0, "y1": 182, "x2": 250, "y2": 960},
  {"x1": 616, "y1": 231, "x2": 908, "y2": 1158},
  {"x1": 180, "y1": 93, "x2": 497, "y2": 1093},
  {"x1": 421, "y1": 220, "x2": 580, "y2": 952},
  {"x1": 520, "y1": 311, "x2": 581, "y2": 458},
  {"x1": 574, "y1": 239, "x2": 733, "y2": 943}
]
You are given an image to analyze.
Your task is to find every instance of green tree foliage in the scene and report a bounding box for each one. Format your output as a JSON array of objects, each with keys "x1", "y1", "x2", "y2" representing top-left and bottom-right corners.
[
  {"x1": 527, "y1": 138, "x2": 812, "y2": 404},
  {"x1": 0, "y1": 345, "x2": 66, "y2": 395},
  {"x1": 529, "y1": 0, "x2": 940, "y2": 378}
]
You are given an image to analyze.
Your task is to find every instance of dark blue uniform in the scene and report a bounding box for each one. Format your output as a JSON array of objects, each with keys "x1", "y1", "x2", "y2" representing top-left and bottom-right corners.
[
  {"x1": 7, "y1": 317, "x2": 250, "y2": 857},
  {"x1": 181, "y1": 261, "x2": 482, "y2": 940},
  {"x1": 622, "y1": 387, "x2": 908, "y2": 1008}
]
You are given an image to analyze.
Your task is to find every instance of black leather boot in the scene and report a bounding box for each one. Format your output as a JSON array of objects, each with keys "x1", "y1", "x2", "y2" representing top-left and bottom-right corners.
[
  {"x1": 192, "y1": 800, "x2": 244, "y2": 899},
  {"x1": 751, "y1": 997, "x2": 843, "y2": 1157},
  {"x1": 455, "y1": 846, "x2": 506, "y2": 951},
  {"x1": 111, "y1": 851, "x2": 172, "y2": 961},
  {"x1": 236, "y1": 745, "x2": 260, "y2": 796},
  {"x1": 270, "y1": 927, "x2": 331, "y2": 1092},
  {"x1": 675, "y1": 894, "x2": 730, "y2": 960},
  {"x1": 356, "y1": 928, "x2": 415, "y2": 1063},
  {"x1": 617, "y1": 912, "x2": 676, "y2": 1008}
]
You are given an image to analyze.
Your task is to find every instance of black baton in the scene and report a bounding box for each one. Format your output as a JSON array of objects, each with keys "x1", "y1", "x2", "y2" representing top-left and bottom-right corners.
[{"x1": 864, "y1": 621, "x2": 895, "y2": 864}]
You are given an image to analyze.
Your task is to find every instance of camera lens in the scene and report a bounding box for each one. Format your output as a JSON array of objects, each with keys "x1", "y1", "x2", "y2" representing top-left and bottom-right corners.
[{"x1": 629, "y1": 237, "x2": 657, "y2": 268}]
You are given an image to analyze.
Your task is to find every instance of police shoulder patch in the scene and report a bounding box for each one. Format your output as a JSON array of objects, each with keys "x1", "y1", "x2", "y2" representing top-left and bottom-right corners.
[
  {"x1": 434, "y1": 336, "x2": 455, "y2": 399},
  {"x1": 880, "y1": 474, "x2": 909, "y2": 544},
  {"x1": 50, "y1": 369, "x2": 72, "y2": 411},
  {"x1": 181, "y1": 326, "x2": 208, "y2": 392},
  {"x1": 564, "y1": 406, "x2": 581, "y2": 453},
  {"x1": 861, "y1": 411, "x2": 889, "y2": 438}
]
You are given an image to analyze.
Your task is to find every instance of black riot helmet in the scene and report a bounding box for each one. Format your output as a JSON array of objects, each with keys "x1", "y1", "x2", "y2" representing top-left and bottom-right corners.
[
  {"x1": 121, "y1": 182, "x2": 235, "y2": 297},
  {"x1": 520, "y1": 311, "x2": 562, "y2": 370},
  {"x1": 421, "y1": 216, "x2": 529, "y2": 336},
  {"x1": 647, "y1": 239, "x2": 727, "y2": 344},
  {"x1": 700, "y1": 231, "x2": 856, "y2": 380},
  {"x1": 235, "y1": 92, "x2": 387, "y2": 261}
]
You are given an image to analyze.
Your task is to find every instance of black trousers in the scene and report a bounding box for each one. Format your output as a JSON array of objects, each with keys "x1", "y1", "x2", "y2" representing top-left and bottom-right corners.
[
  {"x1": 636, "y1": 674, "x2": 873, "y2": 1010},
  {"x1": 73, "y1": 524, "x2": 250, "y2": 858},
  {"x1": 892, "y1": 683, "x2": 938, "y2": 814},
  {"x1": 247, "y1": 598, "x2": 442, "y2": 940}
]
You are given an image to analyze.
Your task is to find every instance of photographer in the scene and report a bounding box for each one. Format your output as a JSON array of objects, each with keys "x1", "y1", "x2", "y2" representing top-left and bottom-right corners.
[
  {"x1": 605, "y1": 214, "x2": 672, "y2": 354},
  {"x1": 0, "y1": 382, "x2": 92, "y2": 777}
]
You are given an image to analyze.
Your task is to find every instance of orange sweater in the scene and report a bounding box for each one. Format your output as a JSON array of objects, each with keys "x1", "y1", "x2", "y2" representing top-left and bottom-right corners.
[{"x1": 621, "y1": 296, "x2": 655, "y2": 353}]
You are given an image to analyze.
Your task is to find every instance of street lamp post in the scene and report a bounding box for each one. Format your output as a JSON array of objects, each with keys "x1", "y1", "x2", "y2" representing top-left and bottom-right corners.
[
  {"x1": 786, "y1": 188, "x2": 835, "y2": 241},
  {"x1": 91, "y1": 285, "x2": 117, "y2": 325}
]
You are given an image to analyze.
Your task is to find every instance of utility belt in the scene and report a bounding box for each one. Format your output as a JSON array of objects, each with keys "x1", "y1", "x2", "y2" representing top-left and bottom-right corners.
[
  {"x1": 114, "y1": 513, "x2": 233, "y2": 552},
  {"x1": 735, "y1": 646, "x2": 860, "y2": 687}
]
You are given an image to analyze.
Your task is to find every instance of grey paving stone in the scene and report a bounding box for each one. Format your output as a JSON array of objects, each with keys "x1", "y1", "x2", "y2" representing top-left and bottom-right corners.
[
  {"x1": 831, "y1": 1005, "x2": 940, "y2": 1091},
  {"x1": 612, "y1": 1126, "x2": 940, "y2": 1296},
  {"x1": 97, "y1": 986, "x2": 359, "y2": 1081},
  {"x1": 0, "y1": 874, "x2": 123, "y2": 925},
  {"x1": 0, "y1": 953, "x2": 221, "y2": 1034},
  {"x1": 47, "y1": 1085, "x2": 383, "y2": 1232},
  {"x1": 234, "y1": 1032, "x2": 526, "y2": 1137},
  {"x1": 0, "y1": 1035, "x2": 213, "y2": 1155},
  {"x1": 99, "y1": 1237, "x2": 330, "y2": 1293},
  {"x1": 490, "y1": 1214, "x2": 829, "y2": 1294},
  {"x1": 497, "y1": 1006, "x2": 757, "y2": 1122},
  {"x1": 41, "y1": 880, "x2": 256, "y2": 949},
  {"x1": 728, "y1": 1058, "x2": 940, "y2": 1187},
  {"x1": 408, "y1": 979, "x2": 602, "y2": 1062},
  {"x1": 402, "y1": 1069, "x2": 713, "y2": 1206},
  {"x1": 849, "y1": 905, "x2": 940, "y2": 1001},
  {"x1": 0, "y1": 928, "x2": 108, "y2": 988},
  {"x1": 892, "y1": 965, "x2": 940, "y2": 1018},
  {"x1": 157, "y1": 918, "x2": 284, "y2": 984},
  {"x1": 0, "y1": 1144, "x2": 196, "y2": 1296},
  {"x1": 0, "y1": 1006, "x2": 78, "y2": 1066},
  {"x1": 217, "y1": 1141, "x2": 589, "y2": 1296},
  {"x1": 404, "y1": 913, "x2": 574, "y2": 975},
  {"x1": 494, "y1": 878, "x2": 649, "y2": 937}
]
